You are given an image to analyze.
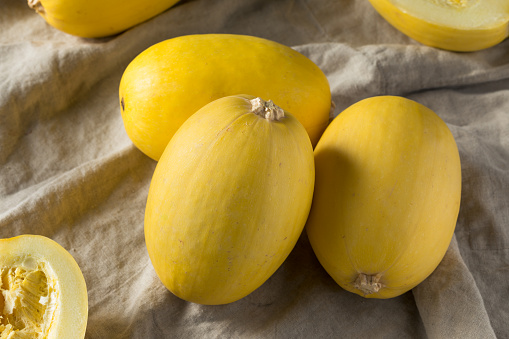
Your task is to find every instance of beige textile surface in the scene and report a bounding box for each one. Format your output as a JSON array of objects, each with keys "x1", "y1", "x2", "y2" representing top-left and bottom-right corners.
[{"x1": 1, "y1": 0, "x2": 508, "y2": 338}]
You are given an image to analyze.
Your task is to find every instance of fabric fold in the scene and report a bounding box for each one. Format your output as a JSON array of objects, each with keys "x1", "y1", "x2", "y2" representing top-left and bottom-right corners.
[
  {"x1": 413, "y1": 236, "x2": 496, "y2": 339},
  {"x1": 1, "y1": 0, "x2": 508, "y2": 338}
]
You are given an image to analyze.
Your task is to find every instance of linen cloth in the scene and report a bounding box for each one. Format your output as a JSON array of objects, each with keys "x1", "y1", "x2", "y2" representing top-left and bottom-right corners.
[{"x1": 1, "y1": 0, "x2": 508, "y2": 338}]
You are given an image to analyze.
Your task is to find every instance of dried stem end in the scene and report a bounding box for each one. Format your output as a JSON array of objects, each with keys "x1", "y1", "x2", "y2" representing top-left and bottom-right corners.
[
  {"x1": 354, "y1": 273, "x2": 383, "y2": 295},
  {"x1": 28, "y1": 0, "x2": 45, "y2": 14},
  {"x1": 250, "y1": 97, "x2": 285, "y2": 121}
]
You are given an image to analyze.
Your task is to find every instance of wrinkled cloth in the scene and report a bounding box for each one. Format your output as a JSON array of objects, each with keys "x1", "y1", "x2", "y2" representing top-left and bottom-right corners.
[{"x1": 1, "y1": 0, "x2": 508, "y2": 338}]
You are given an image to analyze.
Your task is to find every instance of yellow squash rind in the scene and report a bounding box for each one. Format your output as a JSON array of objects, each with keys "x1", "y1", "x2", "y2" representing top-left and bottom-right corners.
[
  {"x1": 119, "y1": 34, "x2": 331, "y2": 160},
  {"x1": 144, "y1": 95, "x2": 315, "y2": 305},
  {"x1": 28, "y1": 0, "x2": 180, "y2": 38},
  {"x1": 306, "y1": 96, "x2": 461, "y2": 299}
]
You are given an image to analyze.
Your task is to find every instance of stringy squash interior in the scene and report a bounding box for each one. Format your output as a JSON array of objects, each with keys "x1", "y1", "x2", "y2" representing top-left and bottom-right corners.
[{"x1": 0, "y1": 257, "x2": 58, "y2": 339}]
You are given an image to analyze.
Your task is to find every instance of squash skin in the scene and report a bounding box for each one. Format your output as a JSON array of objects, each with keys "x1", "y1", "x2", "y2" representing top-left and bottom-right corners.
[
  {"x1": 144, "y1": 95, "x2": 315, "y2": 305},
  {"x1": 0, "y1": 235, "x2": 88, "y2": 338},
  {"x1": 28, "y1": 0, "x2": 180, "y2": 38},
  {"x1": 368, "y1": 0, "x2": 509, "y2": 51},
  {"x1": 306, "y1": 96, "x2": 461, "y2": 299},
  {"x1": 119, "y1": 34, "x2": 331, "y2": 161}
]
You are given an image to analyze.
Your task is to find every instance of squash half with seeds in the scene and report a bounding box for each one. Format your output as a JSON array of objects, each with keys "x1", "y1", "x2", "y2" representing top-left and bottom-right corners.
[
  {"x1": 0, "y1": 235, "x2": 88, "y2": 338},
  {"x1": 369, "y1": 0, "x2": 509, "y2": 51}
]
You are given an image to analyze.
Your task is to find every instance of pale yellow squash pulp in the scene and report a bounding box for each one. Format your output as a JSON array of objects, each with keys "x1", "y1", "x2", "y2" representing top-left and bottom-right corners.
[
  {"x1": 0, "y1": 235, "x2": 88, "y2": 338},
  {"x1": 144, "y1": 95, "x2": 315, "y2": 305},
  {"x1": 369, "y1": 0, "x2": 509, "y2": 51},
  {"x1": 119, "y1": 34, "x2": 331, "y2": 161},
  {"x1": 306, "y1": 96, "x2": 461, "y2": 299},
  {"x1": 28, "y1": 0, "x2": 180, "y2": 38}
]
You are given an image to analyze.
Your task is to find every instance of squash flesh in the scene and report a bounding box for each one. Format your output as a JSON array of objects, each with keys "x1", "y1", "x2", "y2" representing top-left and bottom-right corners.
[
  {"x1": 0, "y1": 235, "x2": 88, "y2": 338},
  {"x1": 144, "y1": 95, "x2": 315, "y2": 305},
  {"x1": 306, "y1": 96, "x2": 461, "y2": 299},
  {"x1": 0, "y1": 263, "x2": 58, "y2": 338},
  {"x1": 369, "y1": 0, "x2": 509, "y2": 51},
  {"x1": 119, "y1": 34, "x2": 331, "y2": 160}
]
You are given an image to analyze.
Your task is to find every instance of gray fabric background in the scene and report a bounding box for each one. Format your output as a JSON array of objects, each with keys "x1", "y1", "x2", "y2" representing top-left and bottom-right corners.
[{"x1": 1, "y1": 0, "x2": 508, "y2": 338}]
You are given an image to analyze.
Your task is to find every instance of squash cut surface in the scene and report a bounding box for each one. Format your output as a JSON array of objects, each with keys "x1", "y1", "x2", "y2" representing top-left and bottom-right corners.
[
  {"x1": 369, "y1": 0, "x2": 509, "y2": 51},
  {"x1": 0, "y1": 235, "x2": 88, "y2": 338}
]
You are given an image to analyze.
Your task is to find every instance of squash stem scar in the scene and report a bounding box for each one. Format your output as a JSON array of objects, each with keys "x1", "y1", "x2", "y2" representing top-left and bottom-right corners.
[
  {"x1": 27, "y1": 0, "x2": 45, "y2": 14},
  {"x1": 354, "y1": 273, "x2": 383, "y2": 295},
  {"x1": 250, "y1": 97, "x2": 284, "y2": 121}
]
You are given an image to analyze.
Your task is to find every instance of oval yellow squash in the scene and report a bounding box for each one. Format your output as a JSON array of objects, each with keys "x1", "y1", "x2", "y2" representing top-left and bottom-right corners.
[
  {"x1": 0, "y1": 235, "x2": 88, "y2": 338},
  {"x1": 368, "y1": 0, "x2": 509, "y2": 51},
  {"x1": 119, "y1": 34, "x2": 331, "y2": 161},
  {"x1": 28, "y1": 0, "x2": 180, "y2": 38},
  {"x1": 144, "y1": 95, "x2": 315, "y2": 305},
  {"x1": 306, "y1": 96, "x2": 461, "y2": 299}
]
